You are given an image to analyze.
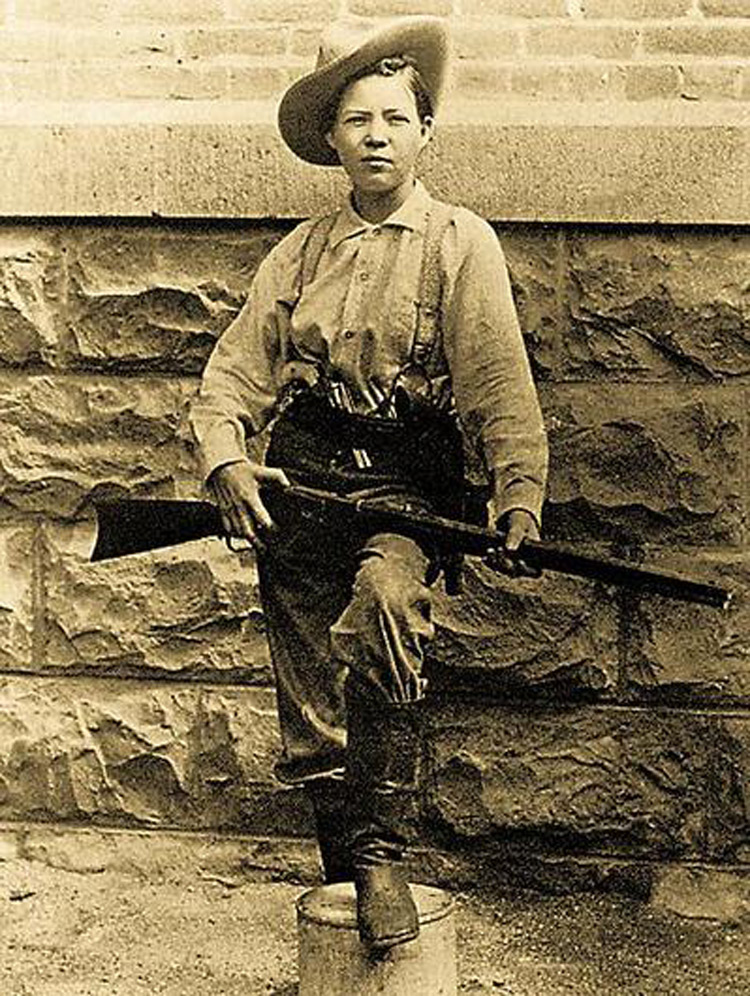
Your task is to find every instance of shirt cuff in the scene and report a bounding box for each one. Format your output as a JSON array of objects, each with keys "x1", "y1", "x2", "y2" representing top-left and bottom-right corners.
[
  {"x1": 198, "y1": 422, "x2": 249, "y2": 483},
  {"x1": 493, "y1": 481, "x2": 545, "y2": 528}
]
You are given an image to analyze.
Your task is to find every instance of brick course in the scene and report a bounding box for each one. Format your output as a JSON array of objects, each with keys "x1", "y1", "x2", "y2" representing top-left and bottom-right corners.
[
  {"x1": 526, "y1": 24, "x2": 640, "y2": 59},
  {"x1": 463, "y1": 0, "x2": 569, "y2": 15},
  {"x1": 583, "y1": 0, "x2": 693, "y2": 17}
]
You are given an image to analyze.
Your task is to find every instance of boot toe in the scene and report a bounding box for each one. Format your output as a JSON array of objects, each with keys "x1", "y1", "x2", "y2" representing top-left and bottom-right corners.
[{"x1": 354, "y1": 865, "x2": 420, "y2": 951}]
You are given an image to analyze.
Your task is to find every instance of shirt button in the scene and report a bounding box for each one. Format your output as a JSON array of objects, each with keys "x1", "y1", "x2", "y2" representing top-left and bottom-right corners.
[
  {"x1": 344, "y1": 329, "x2": 355, "y2": 340},
  {"x1": 360, "y1": 272, "x2": 370, "y2": 282}
]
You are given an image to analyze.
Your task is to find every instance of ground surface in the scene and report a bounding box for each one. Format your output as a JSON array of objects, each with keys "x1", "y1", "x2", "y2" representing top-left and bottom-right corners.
[{"x1": 1, "y1": 858, "x2": 748, "y2": 995}]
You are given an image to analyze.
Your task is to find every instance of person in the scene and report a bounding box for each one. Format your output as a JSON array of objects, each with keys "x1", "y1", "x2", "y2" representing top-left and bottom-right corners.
[{"x1": 189, "y1": 15, "x2": 547, "y2": 954}]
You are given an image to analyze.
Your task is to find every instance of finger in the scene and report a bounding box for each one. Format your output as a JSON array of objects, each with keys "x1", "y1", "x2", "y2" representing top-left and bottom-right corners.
[
  {"x1": 484, "y1": 547, "x2": 518, "y2": 577},
  {"x1": 247, "y1": 493, "x2": 276, "y2": 533},
  {"x1": 260, "y1": 466, "x2": 291, "y2": 489},
  {"x1": 233, "y1": 504, "x2": 263, "y2": 548},
  {"x1": 504, "y1": 520, "x2": 527, "y2": 553},
  {"x1": 219, "y1": 511, "x2": 233, "y2": 538}
]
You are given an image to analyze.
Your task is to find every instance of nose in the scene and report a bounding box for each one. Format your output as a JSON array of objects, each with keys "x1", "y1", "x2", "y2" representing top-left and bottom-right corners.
[{"x1": 364, "y1": 119, "x2": 388, "y2": 146}]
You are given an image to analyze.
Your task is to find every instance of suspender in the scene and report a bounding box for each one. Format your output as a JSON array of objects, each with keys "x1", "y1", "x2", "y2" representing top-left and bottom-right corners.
[
  {"x1": 298, "y1": 199, "x2": 456, "y2": 369},
  {"x1": 412, "y1": 200, "x2": 455, "y2": 367},
  {"x1": 299, "y1": 212, "x2": 338, "y2": 292}
]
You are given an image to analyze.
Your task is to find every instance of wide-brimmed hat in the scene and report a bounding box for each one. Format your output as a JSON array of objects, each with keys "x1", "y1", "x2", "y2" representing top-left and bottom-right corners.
[{"x1": 278, "y1": 15, "x2": 449, "y2": 166}]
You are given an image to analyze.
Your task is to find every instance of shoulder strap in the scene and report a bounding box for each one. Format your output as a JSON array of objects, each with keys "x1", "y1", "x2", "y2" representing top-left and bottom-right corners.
[
  {"x1": 299, "y1": 212, "x2": 338, "y2": 295},
  {"x1": 412, "y1": 200, "x2": 456, "y2": 366}
]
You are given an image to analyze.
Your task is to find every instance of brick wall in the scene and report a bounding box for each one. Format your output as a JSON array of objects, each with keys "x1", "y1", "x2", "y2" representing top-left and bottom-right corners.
[{"x1": 2, "y1": 0, "x2": 750, "y2": 104}]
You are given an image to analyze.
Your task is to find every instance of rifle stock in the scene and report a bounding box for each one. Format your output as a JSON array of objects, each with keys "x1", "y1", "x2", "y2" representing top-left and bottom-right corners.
[
  {"x1": 92, "y1": 485, "x2": 730, "y2": 609},
  {"x1": 91, "y1": 498, "x2": 222, "y2": 562}
]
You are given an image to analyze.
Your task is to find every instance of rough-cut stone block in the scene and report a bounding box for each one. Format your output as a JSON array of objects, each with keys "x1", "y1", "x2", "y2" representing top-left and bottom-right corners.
[
  {"x1": 563, "y1": 230, "x2": 750, "y2": 381},
  {"x1": 430, "y1": 560, "x2": 619, "y2": 697},
  {"x1": 0, "y1": 676, "x2": 284, "y2": 829},
  {"x1": 651, "y1": 865, "x2": 750, "y2": 923},
  {"x1": 622, "y1": 553, "x2": 750, "y2": 705},
  {"x1": 16, "y1": 823, "x2": 319, "y2": 885},
  {"x1": 425, "y1": 702, "x2": 750, "y2": 860},
  {"x1": 42, "y1": 526, "x2": 271, "y2": 680},
  {"x1": 63, "y1": 225, "x2": 287, "y2": 372},
  {"x1": 0, "y1": 526, "x2": 35, "y2": 670},
  {"x1": 0, "y1": 228, "x2": 63, "y2": 368},
  {"x1": 0, "y1": 373, "x2": 200, "y2": 519},
  {"x1": 497, "y1": 224, "x2": 560, "y2": 379},
  {"x1": 543, "y1": 384, "x2": 743, "y2": 547}
]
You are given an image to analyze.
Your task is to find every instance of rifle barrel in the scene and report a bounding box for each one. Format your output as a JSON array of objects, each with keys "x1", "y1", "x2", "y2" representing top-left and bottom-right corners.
[{"x1": 281, "y1": 485, "x2": 730, "y2": 609}]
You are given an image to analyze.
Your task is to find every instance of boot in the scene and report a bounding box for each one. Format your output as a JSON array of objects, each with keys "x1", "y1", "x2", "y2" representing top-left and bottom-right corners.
[
  {"x1": 345, "y1": 677, "x2": 422, "y2": 952},
  {"x1": 305, "y1": 776, "x2": 354, "y2": 884}
]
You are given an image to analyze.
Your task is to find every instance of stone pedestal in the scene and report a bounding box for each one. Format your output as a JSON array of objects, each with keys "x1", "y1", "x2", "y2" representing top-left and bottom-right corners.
[{"x1": 297, "y1": 882, "x2": 456, "y2": 996}]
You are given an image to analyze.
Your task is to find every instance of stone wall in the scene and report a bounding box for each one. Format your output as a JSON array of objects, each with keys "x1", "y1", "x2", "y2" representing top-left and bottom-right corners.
[
  {"x1": 1, "y1": 0, "x2": 750, "y2": 903},
  {"x1": 1, "y1": 217, "x2": 749, "y2": 901}
]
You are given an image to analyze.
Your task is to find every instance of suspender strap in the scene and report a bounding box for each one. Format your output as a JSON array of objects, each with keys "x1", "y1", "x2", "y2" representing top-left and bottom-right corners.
[
  {"x1": 412, "y1": 199, "x2": 455, "y2": 367},
  {"x1": 299, "y1": 212, "x2": 338, "y2": 293}
]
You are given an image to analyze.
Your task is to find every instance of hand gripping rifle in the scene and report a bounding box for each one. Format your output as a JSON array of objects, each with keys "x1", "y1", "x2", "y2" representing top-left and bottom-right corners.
[{"x1": 90, "y1": 484, "x2": 730, "y2": 609}]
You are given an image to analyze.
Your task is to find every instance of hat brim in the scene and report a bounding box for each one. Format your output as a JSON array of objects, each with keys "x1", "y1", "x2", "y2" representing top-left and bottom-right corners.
[{"x1": 277, "y1": 17, "x2": 448, "y2": 167}]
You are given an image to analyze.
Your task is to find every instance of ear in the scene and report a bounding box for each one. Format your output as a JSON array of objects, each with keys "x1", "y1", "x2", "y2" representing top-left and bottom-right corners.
[
  {"x1": 325, "y1": 130, "x2": 337, "y2": 151},
  {"x1": 419, "y1": 116, "x2": 435, "y2": 150}
]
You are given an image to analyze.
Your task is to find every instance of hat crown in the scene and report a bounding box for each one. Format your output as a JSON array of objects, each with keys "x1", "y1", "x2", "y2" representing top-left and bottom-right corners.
[
  {"x1": 279, "y1": 15, "x2": 448, "y2": 166},
  {"x1": 315, "y1": 16, "x2": 393, "y2": 72}
]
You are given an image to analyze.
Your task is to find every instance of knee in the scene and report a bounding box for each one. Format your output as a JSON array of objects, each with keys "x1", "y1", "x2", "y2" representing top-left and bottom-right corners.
[{"x1": 353, "y1": 548, "x2": 431, "y2": 624}]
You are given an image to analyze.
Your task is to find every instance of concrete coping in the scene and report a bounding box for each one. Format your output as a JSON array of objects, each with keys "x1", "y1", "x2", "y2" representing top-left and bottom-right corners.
[{"x1": 2, "y1": 99, "x2": 749, "y2": 224}]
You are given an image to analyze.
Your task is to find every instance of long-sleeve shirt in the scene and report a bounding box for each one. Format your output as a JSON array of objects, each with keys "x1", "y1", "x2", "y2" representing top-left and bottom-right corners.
[{"x1": 190, "y1": 180, "x2": 548, "y2": 523}]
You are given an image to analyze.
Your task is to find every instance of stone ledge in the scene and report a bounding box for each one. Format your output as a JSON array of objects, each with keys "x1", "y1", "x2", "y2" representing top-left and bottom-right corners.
[
  {"x1": 1, "y1": 99, "x2": 749, "y2": 223},
  {"x1": 3, "y1": 823, "x2": 750, "y2": 918}
]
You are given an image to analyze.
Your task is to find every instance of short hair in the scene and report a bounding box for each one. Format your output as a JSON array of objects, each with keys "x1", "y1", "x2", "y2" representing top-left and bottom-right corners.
[{"x1": 324, "y1": 55, "x2": 434, "y2": 133}]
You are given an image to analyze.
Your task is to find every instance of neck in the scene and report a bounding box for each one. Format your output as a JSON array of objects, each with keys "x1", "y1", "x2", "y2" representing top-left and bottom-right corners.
[{"x1": 353, "y1": 177, "x2": 416, "y2": 224}]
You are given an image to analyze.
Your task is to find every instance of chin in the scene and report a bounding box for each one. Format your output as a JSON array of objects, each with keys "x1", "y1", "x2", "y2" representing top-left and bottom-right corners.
[{"x1": 355, "y1": 175, "x2": 399, "y2": 195}]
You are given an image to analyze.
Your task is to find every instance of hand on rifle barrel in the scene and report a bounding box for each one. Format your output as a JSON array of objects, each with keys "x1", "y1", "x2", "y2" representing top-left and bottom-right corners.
[
  {"x1": 208, "y1": 460, "x2": 289, "y2": 552},
  {"x1": 486, "y1": 508, "x2": 541, "y2": 579}
]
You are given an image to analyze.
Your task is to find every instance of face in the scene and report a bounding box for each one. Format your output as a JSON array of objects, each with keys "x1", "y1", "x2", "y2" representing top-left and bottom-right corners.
[{"x1": 325, "y1": 72, "x2": 433, "y2": 200}]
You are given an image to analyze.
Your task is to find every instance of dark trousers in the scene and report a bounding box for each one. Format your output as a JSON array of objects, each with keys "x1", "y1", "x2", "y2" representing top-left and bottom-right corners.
[{"x1": 257, "y1": 519, "x2": 433, "y2": 786}]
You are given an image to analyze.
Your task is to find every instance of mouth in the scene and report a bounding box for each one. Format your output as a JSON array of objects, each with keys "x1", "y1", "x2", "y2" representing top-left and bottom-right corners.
[{"x1": 361, "y1": 156, "x2": 393, "y2": 166}]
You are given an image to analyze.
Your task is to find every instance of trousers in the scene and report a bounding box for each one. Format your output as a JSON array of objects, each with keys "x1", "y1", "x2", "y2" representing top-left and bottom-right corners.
[{"x1": 256, "y1": 515, "x2": 434, "y2": 785}]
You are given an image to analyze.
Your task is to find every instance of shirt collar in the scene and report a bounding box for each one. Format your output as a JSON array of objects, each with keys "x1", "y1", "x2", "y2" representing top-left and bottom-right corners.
[{"x1": 328, "y1": 179, "x2": 432, "y2": 249}]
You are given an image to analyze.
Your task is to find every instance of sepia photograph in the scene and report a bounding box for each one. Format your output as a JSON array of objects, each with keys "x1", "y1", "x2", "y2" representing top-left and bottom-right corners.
[{"x1": 1, "y1": 1, "x2": 749, "y2": 993}]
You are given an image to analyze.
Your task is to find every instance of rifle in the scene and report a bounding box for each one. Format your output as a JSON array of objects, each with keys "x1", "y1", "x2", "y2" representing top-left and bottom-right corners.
[{"x1": 91, "y1": 484, "x2": 730, "y2": 609}]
